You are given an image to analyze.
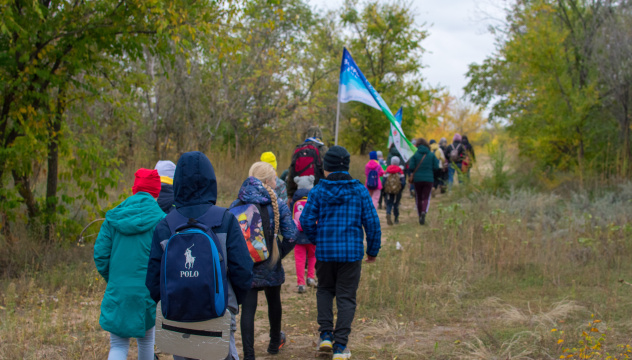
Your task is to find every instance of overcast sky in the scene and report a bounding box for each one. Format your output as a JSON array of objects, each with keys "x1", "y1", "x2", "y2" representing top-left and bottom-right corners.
[{"x1": 310, "y1": 0, "x2": 506, "y2": 98}]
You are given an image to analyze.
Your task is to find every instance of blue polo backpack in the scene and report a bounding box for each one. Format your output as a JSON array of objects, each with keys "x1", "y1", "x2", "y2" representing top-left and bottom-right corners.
[{"x1": 160, "y1": 206, "x2": 228, "y2": 322}]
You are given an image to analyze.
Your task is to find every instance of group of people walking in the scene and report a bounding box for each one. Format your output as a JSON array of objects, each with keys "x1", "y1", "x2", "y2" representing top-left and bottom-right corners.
[
  {"x1": 94, "y1": 129, "x2": 381, "y2": 360},
  {"x1": 92, "y1": 126, "x2": 473, "y2": 360},
  {"x1": 364, "y1": 133, "x2": 475, "y2": 226}
]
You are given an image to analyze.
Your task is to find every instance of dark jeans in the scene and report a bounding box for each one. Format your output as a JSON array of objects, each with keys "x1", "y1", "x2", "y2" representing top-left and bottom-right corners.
[
  {"x1": 378, "y1": 188, "x2": 384, "y2": 207},
  {"x1": 413, "y1": 181, "x2": 433, "y2": 216},
  {"x1": 240, "y1": 286, "x2": 282, "y2": 359},
  {"x1": 384, "y1": 190, "x2": 402, "y2": 217},
  {"x1": 316, "y1": 261, "x2": 362, "y2": 346}
]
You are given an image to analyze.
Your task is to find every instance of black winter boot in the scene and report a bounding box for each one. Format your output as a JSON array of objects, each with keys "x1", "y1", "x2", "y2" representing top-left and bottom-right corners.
[
  {"x1": 419, "y1": 213, "x2": 426, "y2": 225},
  {"x1": 386, "y1": 214, "x2": 393, "y2": 226}
]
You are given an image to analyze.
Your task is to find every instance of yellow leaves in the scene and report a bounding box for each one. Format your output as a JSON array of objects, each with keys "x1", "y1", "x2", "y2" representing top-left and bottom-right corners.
[
  {"x1": 590, "y1": 328, "x2": 600, "y2": 333},
  {"x1": 558, "y1": 339, "x2": 565, "y2": 344},
  {"x1": 552, "y1": 328, "x2": 558, "y2": 332}
]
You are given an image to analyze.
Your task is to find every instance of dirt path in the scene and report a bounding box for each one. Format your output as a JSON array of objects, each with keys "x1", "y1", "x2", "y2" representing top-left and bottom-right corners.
[{"x1": 222, "y1": 189, "x2": 470, "y2": 360}]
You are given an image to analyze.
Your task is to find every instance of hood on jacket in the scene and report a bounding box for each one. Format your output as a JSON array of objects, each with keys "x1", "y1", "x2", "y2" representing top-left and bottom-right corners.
[
  {"x1": 317, "y1": 179, "x2": 363, "y2": 205},
  {"x1": 106, "y1": 192, "x2": 165, "y2": 235},
  {"x1": 365, "y1": 160, "x2": 381, "y2": 170},
  {"x1": 293, "y1": 188, "x2": 310, "y2": 202},
  {"x1": 237, "y1": 177, "x2": 272, "y2": 206},
  {"x1": 430, "y1": 143, "x2": 440, "y2": 152},
  {"x1": 173, "y1": 152, "x2": 217, "y2": 208},
  {"x1": 416, "y1": 145, "x2": 430, "y2": 155},
  {"x1": 386, "y1": 165, "x2": 403, "y2": 174}
]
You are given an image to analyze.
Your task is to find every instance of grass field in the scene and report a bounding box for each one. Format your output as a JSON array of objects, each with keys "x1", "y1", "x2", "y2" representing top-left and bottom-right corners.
[{"x1": 2, "y1": 161, "x2": 632, "y2": 359}]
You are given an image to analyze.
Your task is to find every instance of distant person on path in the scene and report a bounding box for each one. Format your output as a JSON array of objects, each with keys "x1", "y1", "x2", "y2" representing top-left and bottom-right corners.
[
  {"x1": 300, "y1": 146, "x2": 381, "y2": 360},
  {"x1": 365, "y1": 151, "x2": 385, "y2": 210},
  {"x1": 387, "y1": 143, "x2": 402, "y2": 165},
  {"x1": 445, "y1": 133, "x2": 465, "y2": 188},
  {"x1": 154, "y1": 160, "x2": 176, "y2": 213},
  {"x1": 94, "y1": 168, "x2": 165, "y2": 360},
  {"x1": 261, "y1": 151, "x2": 288, "y2": 204},
  {"x1": 291, "y1": 175, "x2": 317, "y2": 293},
  {"x1": 232, "y1": 162, "x2": 297, "y2": 360},
  {"x1": 146, "y1": 151, "x2": 254, "y2": 360},
  {"x1": 461, "y1": 135, "x2": 476, "y2": 178},
  {"x1": 407, "y1": 139, "x2": 418, "y2": 197},
  {"x1": 382, "y1": 156, "x2": 406, "y2": 226},
  {"x1": 408, "y1": 138, "x2": 440, "y2": 225},
  {"x1": 377, "y1": 151, "x2": 387, "y2": 210},
  {"x1": 439, "y1": 138, "x2": 450, "y2": 191},
  {"x1": 286, "y1": 126, "x2": 328, "y2": 199},
  {"x1": 429, "y1": 140, "x2": 447, "y2": 193}
]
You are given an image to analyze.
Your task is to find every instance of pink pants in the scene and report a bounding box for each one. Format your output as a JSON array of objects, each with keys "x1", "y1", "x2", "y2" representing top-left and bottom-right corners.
[
  {"x1": 294, "y1": 244, "x2": 316, "y2": 286},
  {"x1": 369, "y1": 189, "x2": 380, "y2": 210}
]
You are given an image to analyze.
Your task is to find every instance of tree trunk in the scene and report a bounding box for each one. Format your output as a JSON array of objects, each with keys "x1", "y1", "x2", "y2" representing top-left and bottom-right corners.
[
  {"x1": 44, "y1": 92, "x2": 64, "y2": 243},
  {"x1": 12, "y1": 170, "x2": 38, "y2": 219}
]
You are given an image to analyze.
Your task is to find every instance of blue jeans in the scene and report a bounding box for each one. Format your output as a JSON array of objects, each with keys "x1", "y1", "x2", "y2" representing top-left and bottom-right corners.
[
  {"x1": 448, "y1": 163, "x2": 462, "y2": 188},
  {"x1": 384, "y1": 191, "x2": 402, "y2": 218},
  {"x1": 109, "y1": 327, "x2": 155, "y2": 360}
]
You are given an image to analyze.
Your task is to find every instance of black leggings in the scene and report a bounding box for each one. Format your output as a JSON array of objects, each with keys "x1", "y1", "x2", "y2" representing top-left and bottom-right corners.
[{"x1": 240, "y1": 286, "x2": 282, "y2": 359}]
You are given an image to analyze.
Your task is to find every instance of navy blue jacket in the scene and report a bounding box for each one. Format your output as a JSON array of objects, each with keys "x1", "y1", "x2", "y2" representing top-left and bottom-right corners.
[
  {"x1": 291, "y1": 188, "x2": 311, "y2": 245},
  {"x1": 157, "y1": 183, "x2": 175, "y2": 214},
  {"x1": 146, "y1": 152, "x2": 254, "y2": 312},
  {"x1": 230, "y1": 177, "x2": 297, "y2": 288}
]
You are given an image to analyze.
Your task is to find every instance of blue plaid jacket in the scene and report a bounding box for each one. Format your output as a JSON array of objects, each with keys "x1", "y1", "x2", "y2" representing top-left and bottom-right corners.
[{"x1": 300, "y1": 175, "x2": 381, "y2": 262}]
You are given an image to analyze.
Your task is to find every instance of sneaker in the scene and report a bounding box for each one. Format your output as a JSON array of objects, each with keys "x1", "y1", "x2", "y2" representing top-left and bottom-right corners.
[
  {"x1": 333, "y1": 343, "x2": 351, "y2": 359},
  {"x1": 319, "y1": 331, "x2": 333, "y2": 351},
  {"x1": 386, "y1": 214, "x2": 393, "y2": 226},
  {"x1": 307, "y1": 278, "x2": 317, "y2": 287},
  {"x1": 267, "y1": 331, "x2": 286, "y2": 354},
  {"x1": 298, "y1": 285, "x2": 306, "y2": 294}
]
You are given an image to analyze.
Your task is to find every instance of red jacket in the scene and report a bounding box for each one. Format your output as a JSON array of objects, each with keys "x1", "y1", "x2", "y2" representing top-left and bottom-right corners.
[{"x1": 386, "y1": 165, "x2": 404, "y2": 175}]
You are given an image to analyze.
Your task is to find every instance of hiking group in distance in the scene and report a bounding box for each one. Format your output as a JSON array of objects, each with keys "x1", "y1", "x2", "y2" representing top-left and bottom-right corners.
[{"x1": 92, "y1": 127, "x2": 474, "y2": 360}]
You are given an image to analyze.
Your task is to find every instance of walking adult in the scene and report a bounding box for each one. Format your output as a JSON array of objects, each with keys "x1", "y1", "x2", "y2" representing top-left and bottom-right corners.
[
  {"x1": 365, "y1": 151, "x2": 384, "y2": 210},
  {"x1": 445, "y1": 133, "x2": 465, "y2": 188},
  {"x1": 232, "y1": 162, "x2": 298, "y2": 360},
  {"x1": 407, "y1": 138, "x2": 440, "y2": 225},
  {"x1": 461, "y1": 135, "x2": 476, "y2": 178},
  {"x1": 439, "y1": 138, "x2": 449, "y2": 190},
  {"x1": 286, "y1": 127, "x2": 328, "y2": 199},
  {"x1": 94, "y1": 169, "x2": 165, "y2": 360}
]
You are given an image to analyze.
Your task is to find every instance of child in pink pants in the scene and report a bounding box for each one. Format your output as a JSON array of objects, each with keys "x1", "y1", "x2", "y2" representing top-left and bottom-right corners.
[{"x1": 291, "y1": 176, "x2": 317, "y2": 293}]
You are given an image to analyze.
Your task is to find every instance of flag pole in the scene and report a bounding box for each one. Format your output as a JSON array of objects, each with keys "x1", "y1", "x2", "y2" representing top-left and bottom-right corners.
[{"x1": 335, "y1": 88, "x2": 341, "y2": 146}]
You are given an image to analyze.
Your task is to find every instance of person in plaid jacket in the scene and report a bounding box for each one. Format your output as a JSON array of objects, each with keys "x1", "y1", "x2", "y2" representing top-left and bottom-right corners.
[{"x1": 300, "y1": 145, "x2": 381, "y2": 360}]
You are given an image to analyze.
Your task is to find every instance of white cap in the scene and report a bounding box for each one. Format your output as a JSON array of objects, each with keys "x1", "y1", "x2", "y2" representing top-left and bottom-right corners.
[{"x1": 154, "y1": 160, "x2": 176, "y2": 179}]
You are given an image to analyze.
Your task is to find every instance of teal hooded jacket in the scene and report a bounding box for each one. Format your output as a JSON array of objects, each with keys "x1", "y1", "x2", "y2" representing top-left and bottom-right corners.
[
  {"x1": 408, "y1": 145, "x2": 440, "y2": 183},
  {"x1": 94, "y1": 192, "x2": 165, "y2": 338}
]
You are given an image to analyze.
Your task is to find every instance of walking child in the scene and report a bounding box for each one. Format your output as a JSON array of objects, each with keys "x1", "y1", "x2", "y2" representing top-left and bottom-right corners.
[
  {"x1": 300, "y1": 146, "x2": 382, "y2": 360},
  {"x1": 365, "y1": 151, "x2": 384, "y2": 210},
  {"x1": 383, "y1": 156, "x2": 406, "y2": 226},
  {"x1": 94, "y1": 168, "x2": 165, "y2": 360},
  {"x1": 291, "y1": 175, "x2": 317, "y2": 293}
]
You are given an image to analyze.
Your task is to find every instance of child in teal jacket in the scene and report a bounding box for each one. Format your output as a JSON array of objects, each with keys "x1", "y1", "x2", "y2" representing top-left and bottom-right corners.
[{"x1": 94, "y1": 168, "x2": 165, "y2": 360}]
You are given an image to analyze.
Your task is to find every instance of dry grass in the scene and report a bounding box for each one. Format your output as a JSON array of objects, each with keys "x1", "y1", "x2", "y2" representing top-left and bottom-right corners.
[{"x1": 2, "y1": 152, "x2": 632, "y2": 359}]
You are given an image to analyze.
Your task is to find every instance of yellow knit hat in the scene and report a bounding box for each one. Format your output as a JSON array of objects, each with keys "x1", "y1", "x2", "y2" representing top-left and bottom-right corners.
[{"x1": 260, "y1": 152, "x2": 277, "y2": 170}]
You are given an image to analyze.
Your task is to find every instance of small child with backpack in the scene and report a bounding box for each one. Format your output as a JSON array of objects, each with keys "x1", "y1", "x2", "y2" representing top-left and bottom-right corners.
[
  {"x1": 382, "y1": 156, "x2": 406, "y2": 226},
  {"x1": 301, "y1": 146, "x2": 382, "y2": 360},
  {"x1": 365, "y1": 151, "x2": 384, "y2": 210},
  {"x1": 291, "y1": 175, "x2": 316, "y2": 293},
  {"x1": 230, "y1": 162, "x2": 298, "y2": 360}
]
